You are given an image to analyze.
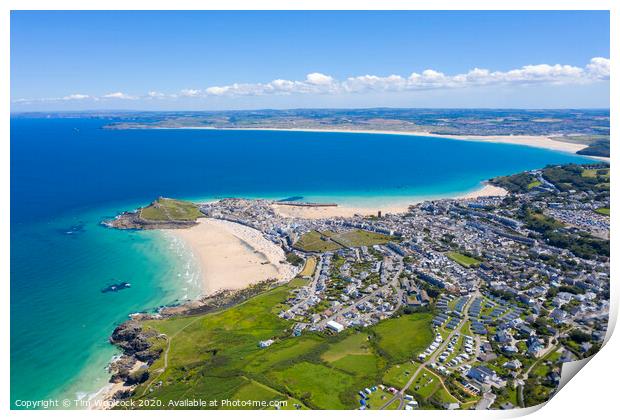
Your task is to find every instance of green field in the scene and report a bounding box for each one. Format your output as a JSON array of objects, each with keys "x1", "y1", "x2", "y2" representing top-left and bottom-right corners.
[
  {"x1": 325, "y1": 230, "x2": 395, "y2": 248},
  {"x1": 321, "y1": 334, "x2": 372, "y2": 362},
  {"x1": 321, "y1": 334, "x2": 382, "y2": 377},
  {"x1": 383, "y1": 362, "x2": 417, "y2": 389},
  {"x1": 365, "y1": 389, "x2": 393, "y2": 409},
  {"x1": 139, "y1": 197, "x2": 203, "y2": 221},
  {"x1": 372, "y1": 313, "x2": 434, "y2": 363},
  {"x1": 407, "y1": 365, "x2": 440, "y2": 399},
  {"x1": 128, "y1": 283, "x2": 433, "y2": 409},
  {"x1": 293, "y1": 231, "x2": 342, "y2": 252},
  {"x1": 384, "y1": 362, "x2": 460, "y2": 405},
  {"x1": 582, "y1": 167, "x2": 610, "y2": 180},
  {"x1": 288, "y1": 278, "x2": 309, "y2": 289},
  {"x1": 294, "y1": 229, "x2": 395, "y2": 252},
  {"x1": 241, "y1": 386, "x2": 307, "y2": 410},
  {"x1": 527, "y1": 180, "x2": 542, "y2": 189},
  {"x1": 446, "y1": 251, "x2": 482, "y2": 268},
  {"x1": 269, "y1": 362, "x2": 357, "y2": 409},
  {"x1": 595, "y1": 207, "x2": 610, "y2": 216}
]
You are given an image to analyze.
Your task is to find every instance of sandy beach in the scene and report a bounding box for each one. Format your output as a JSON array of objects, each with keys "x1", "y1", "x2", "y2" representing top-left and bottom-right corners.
[
  {"x1": 153, "y1": 126, "x2": 589, "y2": 154},
  {"x1": 171, "y1": 218, "x2": 297, "y2": 295},
  {"x1": 273, "y1": 183, "x2": 508, "y2": 219}
]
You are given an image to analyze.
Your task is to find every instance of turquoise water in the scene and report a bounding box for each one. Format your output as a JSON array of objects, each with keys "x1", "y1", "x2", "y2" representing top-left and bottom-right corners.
[
  {"x1": 10, "y1": 117, "x2": 594, "y2": 407},
  {"x1": 11, "y1": 205, "x2": 202, "y2": 406}
]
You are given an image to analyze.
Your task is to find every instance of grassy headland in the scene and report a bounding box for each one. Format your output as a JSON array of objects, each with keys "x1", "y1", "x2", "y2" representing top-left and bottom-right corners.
[{"x1": 106, "y1": 197, "x2": 203, "y2": 229}]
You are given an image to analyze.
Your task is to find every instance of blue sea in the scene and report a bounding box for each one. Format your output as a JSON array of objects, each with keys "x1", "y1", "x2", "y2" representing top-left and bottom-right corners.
[{"x1": 10, "y1": 117, "x2": 594, "y2": 407}]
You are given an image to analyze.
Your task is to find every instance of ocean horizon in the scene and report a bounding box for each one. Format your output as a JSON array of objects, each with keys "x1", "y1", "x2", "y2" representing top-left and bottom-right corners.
[{"x1": 10, "y1": 117, "x2": 595, "y2": 407}]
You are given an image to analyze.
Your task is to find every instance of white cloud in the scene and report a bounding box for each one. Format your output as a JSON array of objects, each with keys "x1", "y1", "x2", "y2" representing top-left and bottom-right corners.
[
  {"x1": 343, "y1": 75, "x2": 407, "y2": 92},
  {"x1": 585, "y1": 57, "x2": 610, "y2": 79},
  {"x1": 147, "y1": 91, "x2": 166, "y2": 99},
  {"x1": 62, "y1": 93, "x2": 90, "y2": 100},
  {"x1": 102, "y1": 92, "x2": 136, "y2": 100},
  {"x1": 180, "y1": 89, "x2": 201, "y2": 97},
  {"x1": 305, "y1": 72, "x2": 334, "y2": 85},
  {"x1": 11, "y1": 57, "x2": 610, "y2": 105},
  {"x1": 195, "y1": 58, "x2": 608, "y2": 98}
]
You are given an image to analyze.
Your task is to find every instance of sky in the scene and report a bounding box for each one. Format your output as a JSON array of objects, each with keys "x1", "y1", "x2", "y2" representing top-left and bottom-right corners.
[{"x1": 10, "y1": 10, "x2": 610, "y2": 111}]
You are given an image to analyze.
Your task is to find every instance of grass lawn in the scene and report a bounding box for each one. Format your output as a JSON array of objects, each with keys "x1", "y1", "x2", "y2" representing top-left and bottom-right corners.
[
  {"x1": 268, "y1": 362, "x2": 357, "y2": 409},
  {"x1": 321, "y1": 334, "x2": 371, "y2": 362},
  {"x1": 409, "y1": 366, "x2": 440, "y2": 400},
  {"x1": 327, "y1": 230, "x2": 395, "y2": 248},
  {"x1": 384, "y1": 399, "x2": 401, "y2": 410},
  {"x1": 433, "y1": 387, "x2": 459, "y2": 405},
  {"x1": 322, "y1": 333, "x2": 383, "y2": 378},
  {"x1": 245, "y1": 335, "x2": 324, "y2": 373},
  {"x1": 227, "y1": 379, "x2": 288, "y2": 409},
  {"x1": 373, "y1": 313, "x2": 434, "y2": 363},
  {"x1": 332, "y1": 355, "x2": 381, "y2": 377},
  {"x1": 595, "y1": 207, "x2": 610, "y2": 216},
  {"x1": 139, "y1": 197, "x2": 202, "y2": 221},
  {"x1": 293, "y1": 231, "x2": 341, "y2": 252},
  {"x1": 365, "y1": 389, "x2": 393, "y2": 409},
  {"x1": 527, "y1": 180, "x2": 542, "y2": 189},
  {"x1": 383, "y1": 362, "x2": 417, "y2": 389},
  {"x1": 582, "y1": 168, "x2": 610, "y2": 180},
  {"x1": 581, "y1": 168, "x2": 598, "y2": 178},
  {"x1": 295, "y1": 229, "x2": 395, "y2": 252},
  {"x1": 299, "y1": 257, "x2": 317, "y2": 276},
  {"x1": 288, "y1": 277, "x2": 309, "y2": 288},
  {"x1": 446, "y1": 252, "x2": 482, "y2": 268}
]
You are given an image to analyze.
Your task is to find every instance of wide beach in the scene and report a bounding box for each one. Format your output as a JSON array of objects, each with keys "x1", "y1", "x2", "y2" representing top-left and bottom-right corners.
[{"x1": 170, "y1": 218, "x2": 298, "y2": 296}]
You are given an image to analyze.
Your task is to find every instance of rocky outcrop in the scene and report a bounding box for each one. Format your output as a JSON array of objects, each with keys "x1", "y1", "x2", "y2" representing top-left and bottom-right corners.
[
  {"x1": 110, "y1": 321, "x2": 162, "y2": 363},
  {"x1": 108, "y1": 355, "x2": 139, "y2": 383}
]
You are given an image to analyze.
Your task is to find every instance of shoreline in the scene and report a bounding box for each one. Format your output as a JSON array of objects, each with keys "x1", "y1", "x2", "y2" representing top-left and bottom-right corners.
[
  {"x1": 146, "y1": 126, "x2": 589, "y2": 155},
  {"x1": 169, "y1": 218, "x2": 298, "y2": 296},
  {"x1": 272, "y1": 183, "x2": 508, "y2": 219},
  {"x1": 87, "y1": 359, "x2": 144, "y2": 410}
]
